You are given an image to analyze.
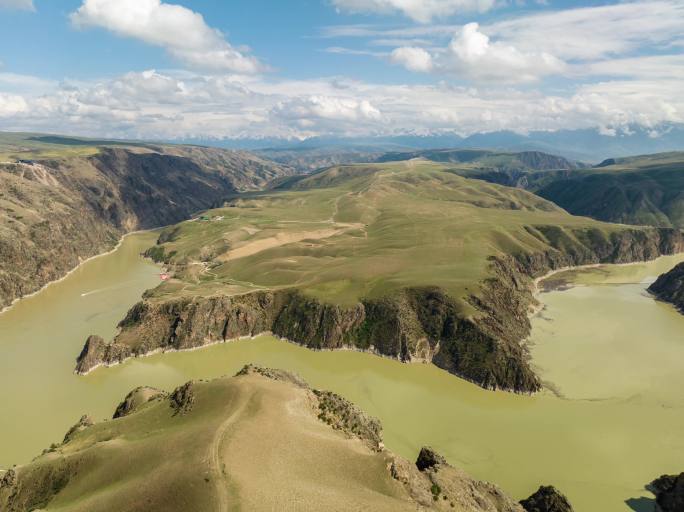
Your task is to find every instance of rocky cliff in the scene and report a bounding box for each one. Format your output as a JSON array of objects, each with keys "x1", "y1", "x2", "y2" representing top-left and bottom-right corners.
[
  {"x1": 519, "y1": 486, "x2": 573, "y2": 512},
  {"x1": 0, "y1": 146, "x2": 292, "y2": 309},
  {"x1": 76, "y1": 225, "x2": 684, "y2": 392},
  {"x1": 648, "y1": 262, "x2": 684, "y2": 313},
  {"x1": 649, "y1": 473, "x2": 684, "y2": 512}
]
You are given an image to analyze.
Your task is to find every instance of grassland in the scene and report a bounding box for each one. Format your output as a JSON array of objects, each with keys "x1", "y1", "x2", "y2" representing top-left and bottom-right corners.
[
  {"x1": 0, "y1": 132, "x2": 166, "y2": 161},
  {"x1": 149, "y1": 160, "x2": 634, "y2": 310}
]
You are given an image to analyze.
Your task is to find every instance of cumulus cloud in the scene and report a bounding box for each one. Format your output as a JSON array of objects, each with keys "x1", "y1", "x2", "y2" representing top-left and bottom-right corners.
[
  {"x1": 0, "y1": 0, "x2": 34, "y2": 10},
  {"x1": 0, "y1": 93, "x2": 28, "y2": 117},
  {"x1": 390, "y1": 46, "x2": 433, "y2": 72},
  {"x1": 391, "y1": 23, "x2": 564, "y2": 82},
  {"x1": 271, "y1": 96, "x2": 382, "y2": 133},
  {"x1": 331, "y1": 0, "x2": 496, "y2": 23},
  {"x1": 70, "y1": 0, "x2": 262, "y2": 73},
  {"x1": 443, "y1": 22, "x2": 565, "y2": 81}
]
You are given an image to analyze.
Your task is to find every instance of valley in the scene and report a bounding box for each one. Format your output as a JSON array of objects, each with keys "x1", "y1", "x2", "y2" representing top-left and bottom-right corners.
[
  {"x1": 3, "y1": 2, "x2": 683, "y2": 510},
  {"x1": 2, "y1": 134, "x2": 684, "y2": 511},
  {"x1": 0, "y1": 133, "x2": 293, "y2": 310}
]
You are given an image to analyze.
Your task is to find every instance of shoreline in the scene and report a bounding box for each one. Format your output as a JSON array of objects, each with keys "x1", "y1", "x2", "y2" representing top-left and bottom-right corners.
[
  {"x1": 75, "y1": 331, "x2": 431, "y2": 376},
  {"x1": 0, "y1": 230, "x2": 154, "y2": 317},
  {"x1": 530, "y1": 252, "x2": 684, "y2": 302}
]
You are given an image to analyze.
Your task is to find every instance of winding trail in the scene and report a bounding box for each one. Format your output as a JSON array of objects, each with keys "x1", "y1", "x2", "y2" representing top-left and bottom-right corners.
[{"x1": 209, "y1": 389, "x2": 252, "y2": 512}]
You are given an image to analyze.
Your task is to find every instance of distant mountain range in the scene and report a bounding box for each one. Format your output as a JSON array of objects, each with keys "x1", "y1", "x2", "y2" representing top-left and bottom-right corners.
[{"x1": 174, "y1": 124, "x2": 684, "y2": 164}]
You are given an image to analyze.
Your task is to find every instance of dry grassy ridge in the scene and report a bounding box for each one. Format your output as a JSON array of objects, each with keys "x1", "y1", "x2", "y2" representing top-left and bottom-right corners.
[
  {"x1": 0, "y1": 132, "x2": 293, "y2": 309},
  {"x1": 77, "y1": 160, "x2": 684, "y2": 391},
  {"x1": 0, "y1": 366, "x2": 528, "y2": 512}
]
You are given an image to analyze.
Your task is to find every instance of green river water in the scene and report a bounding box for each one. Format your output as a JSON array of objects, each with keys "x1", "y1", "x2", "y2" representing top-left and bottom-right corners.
[{"x1": 1, "y1": 231, "x2": 684, "y2": 512}]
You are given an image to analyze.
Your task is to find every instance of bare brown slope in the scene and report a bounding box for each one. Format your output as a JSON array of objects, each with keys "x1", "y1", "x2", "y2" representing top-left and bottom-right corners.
[
  {"x1": 0, "y1": 147, "x2": 292, "y2": 309},
  {"x1": 0, "y1": 366, "x2": 524, "y2": 512}
]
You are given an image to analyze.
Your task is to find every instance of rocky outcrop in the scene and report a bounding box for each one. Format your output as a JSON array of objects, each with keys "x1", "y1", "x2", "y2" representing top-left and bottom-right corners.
[
  {"x1": 313, "y1": 389, "x2": 383, "y2": 449},
  {"x1": 650, "y1": 473, "x2": 684, "y2": 512},
  {"x1": 235, "y1": 363, "x2": 310, "y2": 388},
  {"x1": 112, "y1": 387, "x2": 166, "y2": 419},
  {"x1": 75, "y1": 335, "x2": 131, "y2": 374},
  {"x1": 0, "y1": 147, "x2": 292, "y2": 310},
  {"x1": 648, "y1": 262, "x2": 684, "y2": 313},
  {"x1": 519, "y1": 486, "x2": 573, "y2": 512},
  {"x1": 416, "y1": 447, "x2": 447, "y2": 471},
  {"x1": 387, "y1": 445, "x2": 525, "y2": 511},
  {"x1": 169, "y1": 381, "x2": 196, "y2": 416},
  {"x1": 75, "y1": 226, "x2": 684, "y2": 392},
  {"x1": 62, "y1": 415, "x2": 94, "y2": 444}
]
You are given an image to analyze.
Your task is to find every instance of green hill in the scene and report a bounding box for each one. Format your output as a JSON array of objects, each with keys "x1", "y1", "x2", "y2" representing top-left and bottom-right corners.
[
  {"x1": 76, "y1": 160, "x2": 684, "y2": 392},
  {"x1": 0, "y1": 366, "x2": 529, "y2": 512},
  {"x1": 535, "y1": 152, "x2": 684, "y2": 228},
  {"x1": 376, "y1": 149, "x2": 582, "y2": 171}
]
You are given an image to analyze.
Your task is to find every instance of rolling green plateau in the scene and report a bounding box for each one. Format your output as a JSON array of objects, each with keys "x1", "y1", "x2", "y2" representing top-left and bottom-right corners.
[
  {"x1": 76, "y1": 160, "x2": 684, "y2": 392},
  {"x1": 0, "y1": 366, "x2": 529, "y2": 512},
  {"x1": 421, "y1": 150, "x2": 684, "y2": 230},
  {"x1": 0, "y1": 132, "x2": 293, "y2": 310}
]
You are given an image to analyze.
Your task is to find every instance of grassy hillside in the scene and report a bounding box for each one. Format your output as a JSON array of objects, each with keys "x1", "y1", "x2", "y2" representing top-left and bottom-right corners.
[
  {"x1": 0, "y1": 366, "x2": 526, "y2": 512},
  {"x1": 447, "y1": 151, "x2": 684, "y2": 229},
  {"x1": 535, "y1": 152, "x2": 684, "y2": 228},
  {"x1": 78, "y1": 160, "x2": 683, "y2": 391},
  {"x1": 375, "y1": 149, "x2": 582, "y2": 171}
]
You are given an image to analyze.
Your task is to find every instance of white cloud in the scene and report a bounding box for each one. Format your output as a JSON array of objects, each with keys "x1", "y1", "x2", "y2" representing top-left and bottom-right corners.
[
  {"x1": 0, "y1": 0, "x2": 34, "y2": 10},
  {"x1": 1, "y1": 69, "x2": 681, "y2": 140},
  {"x1": 0, "y1": 73, "x2": 57, "y2": 95},
  {"x1": 0, "y1": 93, "x2": 28, "y2": 117},
  {"x1": 390, "y1": 46, "x2": 433, "y2": 72},
  {"x1": 331, "y1": 0, "x2": 497, "y2": 23},
  {"x1": 391, "y1": 23, "x2": 565, "y2": 82},
  {"x1": 443, "y1": 22, "x2": 565, "y2": 81},
  {"x1": 486, "y1": 0, "x2": 684, "y2": 61},
  {"x1": 70, "y1": 0, "x2": 263, "y2": 73},
  {"x1": 577, "y1": 55, "x2": 684, "y2": 81},
  {"x1": 271, "y1": 96, "x2": 382, "y2": 133}
]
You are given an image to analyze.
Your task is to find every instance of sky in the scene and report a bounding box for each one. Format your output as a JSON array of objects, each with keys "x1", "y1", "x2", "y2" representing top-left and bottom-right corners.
[{"x1": 0, "y1": 0, "x2": 682, "y2": 141}]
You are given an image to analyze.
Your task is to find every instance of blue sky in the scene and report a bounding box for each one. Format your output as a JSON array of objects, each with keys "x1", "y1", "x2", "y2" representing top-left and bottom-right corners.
[{"x1": 0, "y1": 0, "x2": 682, "y2": 140}]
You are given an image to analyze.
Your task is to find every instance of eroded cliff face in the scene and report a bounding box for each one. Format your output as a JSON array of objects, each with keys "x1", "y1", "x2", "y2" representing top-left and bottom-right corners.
[
  {"x1": 648, "y1": 262, "x2": 684, "y2": 313},
  {"x1": 0, "y1": 148, "x2": 292, "y2": 309},
  {"x1": 75, "y1": 226, "x2": 684, "y2": 392}
]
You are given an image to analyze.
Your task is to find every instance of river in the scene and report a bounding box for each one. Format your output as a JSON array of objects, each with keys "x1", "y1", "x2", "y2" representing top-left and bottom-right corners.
[{"x1": 1, "y1": 233, "x2": 684, "y2": 512}]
